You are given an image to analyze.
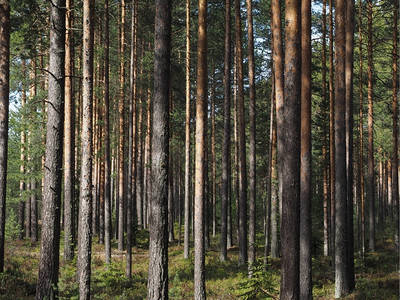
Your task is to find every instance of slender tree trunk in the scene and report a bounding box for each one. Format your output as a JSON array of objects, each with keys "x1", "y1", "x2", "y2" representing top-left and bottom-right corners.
[
  {"x1": 147, "y1": 0, "x2": 171, "y2": 297},
  {"x1": 103, "y1": 0, "x2": 112, "y2": 265},
  {"x1": 322, "y1": 0, "x2": 330, "y2": 258},
  {"x1": 392, "y1": 0, "x2": 399, "y2": 257},
  {"x1": 234, "y1": 0, "x2": 248, "y2": 266},
  {"x1": 345, "y1": 0, "x2": 355, "y2": 291},
  {"x1": 367, "y1": 0, "x2": 375, "y2": 252},
  {"x1": 211, "y1": 72, "x2": 216, "y2": 238},
  {"x1": 329, "y1": 0, "x2": 335, "y2": 262},
  {"x1": 64, "y1": 0, "x2": 75, "y2": 261},
  {"x1": 194, "y1": 0, "x2": 207, "y2": 296},
  {"x1": 0, "y1": 0, "x2": 10, "y2": 273},
  {"x1": 118, "y1": 0, "x2": 126, "y2": 251},
  {"x1": 184, "y1": 0, "x2": 191, "y2": 260},
  {"x1": 19, "y1": 61, "x2": 26, "y2": 241},
  {"x1": 280, "y1": 0, "x2": 301, "y2": 298},
  {"x1": 358, "y1": 0, "x2": 365, "y2": 257},
  {"x1": 220, "y1": 0, "x2": 231, "y2": 262},
  {"x1": 271, "y1": 0, "x2": 284, "y2": 250},
  {"x1": 334, "y1": 0, "x2": 350, "y2": 296},
  {"x1": 77, "y1": 0, "x2": 94, "y2": 298},
  {"x1": 36, "y1": 1, "x2": 65, "y2": 298},
  {"x1": 126, "y1": 0, "x2": 137, "y2": 278},
  {"x1": 246, "y1": 0, "x2": 256, "y2": 275},
  {"x1": 300, "y1": 0, "x2": 312, "y2": 297}
]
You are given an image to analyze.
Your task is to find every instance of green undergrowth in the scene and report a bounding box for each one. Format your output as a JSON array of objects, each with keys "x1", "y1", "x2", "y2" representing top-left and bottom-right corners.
[{"x1": 0, "y1": 229, "x2": 399, "y2": 299}]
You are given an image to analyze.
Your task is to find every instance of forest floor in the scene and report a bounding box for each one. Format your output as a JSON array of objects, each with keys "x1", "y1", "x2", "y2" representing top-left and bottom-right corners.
[{"x1": 0, "y1": 229, "x2": 399, "y2": 299}]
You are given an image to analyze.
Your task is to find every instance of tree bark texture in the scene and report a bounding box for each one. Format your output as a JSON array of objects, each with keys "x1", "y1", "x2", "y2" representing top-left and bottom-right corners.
[
  {"x1": 334, "y1": 0, "x2": 350, "y2": 296},
  {"x1": 246, "y1": 0, "x2": 256, "y2": 275},
  {"x1": 194, "y1": 0, "x2": 207, "y2": 296},
  {"x1": 300, "y1": 0, "x2": 312, "y2": 297},
  {"x1": 280, "y1": 0, "x2": 301, "y2": 298},
  {"x1": 234, "y1": 0, "x2": 248, "y2": 266},
  {"x1": 147, "y1": 0, "x2": 171, "y2": 298},
  {"x1": 220, "y1": 0, "x2": 231, "y2": 262},
  {"x1": 345, "y1": 0, "x2": 355, "y2": 291},
  {"x1": 367, "y1": 0, "x2": 375, "y2": 252},
  {"x1": 184, "y1": 0, "x2": 191, "y2": 260},
  {"x1": 64, "y1": 0, "x2": 75, "y2": 262},
  {"x1": 36, "y1": 1, "x2": 65, "y2": 298},
  {"x1": 77, "y1": 0, "x2": 94, "y2": 298},
  {"x1": 0, "y1": 0, "x2": 10, "y2": 274}
]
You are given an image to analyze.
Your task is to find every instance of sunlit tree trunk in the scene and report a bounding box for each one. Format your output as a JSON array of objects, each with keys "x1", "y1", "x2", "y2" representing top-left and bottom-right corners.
[
  {"x1": 36, "y1": 1, "x2": 65, "y2": 298},
  {"x1": 194, "y1": 0, "x2": 207, "y2": 296},
  {"x1": 19, "y1": 60, "x2": 26, "y2": 241},
  {"x1": 0, "y1": 0, "x2": 10, "y2": 273},
  {"x1": 280, "y1": 0, "x2": 301, "y2": 298},
  {"x1": 77, "y1": 0, "x2": 94, "y2": 298},
  {"x1": 64, "y1": 0, "x2": 75, "y2": 261},
  {"x1": 147, "y1": 0, "x2": 171, "y2": 297}
]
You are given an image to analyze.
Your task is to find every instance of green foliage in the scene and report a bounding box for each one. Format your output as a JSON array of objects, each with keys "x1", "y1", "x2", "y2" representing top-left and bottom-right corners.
[
  {"x1": 5, "y1": 208, "x2": 19, "y2": 240},
  {"x1": 236, "y1": 260, "x2": 279, "y2": 300}
]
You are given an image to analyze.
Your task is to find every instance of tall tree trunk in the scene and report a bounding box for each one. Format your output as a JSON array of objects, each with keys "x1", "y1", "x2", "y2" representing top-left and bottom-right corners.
[
  {"x1": 392, "y1": 0, "x2": 399, "y2": 258},
  {"x1": 64, "y1": 0, "x2": 75, "y2": 261},
  {"x1": 265, "y1": 83, "x2": 276, "y2": 263},
  {"x1": 280, "y1": 0, "x2": 301, "y2": 298},
  {"x1": 118, "y1": 0, "x2": 126, "y2": 251},
  {"x1": 36, "y1": 1, "x2": 65, "y2": 298},
  {"x1": 19, "y1": 60, "x2": 26, "y2": 241},
  {"x1": 345, "y1": 0, "x2": 355, "y2": 291},
  {"x1": 300, "y1": 0, "x2": 312, "y2": 297},
  {"x1": 358, "y1": 0, "x2": 365, "y2": 256},
  {"x1": 334, "y1": 0, "x2": 349, "y2": 296},
  {"x1": 126, "y1": 0, "x2": 137, "y2": 278},
  {"x1": 103, "y1": 0, "x2": 112, "y2": 265},
  {"x1": 77, "y1": 0, "x2": 94, "y2": 298},
  {"x1": 329, "y1": 0, "x2": 335, "y2": 261},
  {"x1": 234, "y1": 0, "x2": 248, "y2": 266},
  {"x1": 194, "y1": 0, "x2": 207, "y2": 296},
  {"x1": 211, "y1": 71, "x2": 216, "y2": 238},
  {"x1": 184, "y1": 0, "x2": 191, "y2": 260},
  {"x1": 220, "y1": 0, "x2": 231, "y2": 262},
  {"x1": 367, "y1": 0, "x2": 375, "y2": 252},
  {"x1": 147, "y1": 0, "x2": 171, "y2": 297},
  {"x1": 0, "y1": 0, "x2": 10, "y2": 273},
  {"x1": 271, "y1": 0, "x2": 284, "y2": 249},
  {"x1": 246, "y1": 0, "x2": 256, "y2": 275},
  {"x1": 322, "y1": 0, "x2": 330, "y2": 258}
]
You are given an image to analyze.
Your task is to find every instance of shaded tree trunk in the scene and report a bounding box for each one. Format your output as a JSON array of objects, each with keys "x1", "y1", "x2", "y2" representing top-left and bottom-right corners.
[
  {"x1": 103, "y1": 0, "x2": 112, "y2": 265},
  {"x1": 0, "y1": 0, "x2": 10, "y2": 273},
  {"x1": 184, "y1": 0, "x2": 191, "y2": 260},
  {"x1": 118, "y1": 0, "x2": 126, "y2": 251},
  {"x1": 220, "y1": 0, "x2": 231, "y2": 262},
  {"x1": 300, "y1": 0, "x2": 312, "y2": 297},
  {"x1": 345, "y1": 0, "x2": 355, "y2": 291},
  {"x1": 280, "y1": 0, "x2": 301, "y2": 298},
  {"x1": 234, "y1": 0, "x2": 248, "y2": 266},
  {"x1": 36, "y1": 1, "x2": 65, "y2": 298},
  {"x1": 367, "y1": 0, "x2": 375, "y2": 252},
  {"x1": 334, "y1": 0, "x2": 350, "y2": 296},
  {"x1": 147, "y1": 0, "x2": 171, "y2": 297},
  {"x1": 19, "y1": 61, "x2": 26, "y2": 241}
]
